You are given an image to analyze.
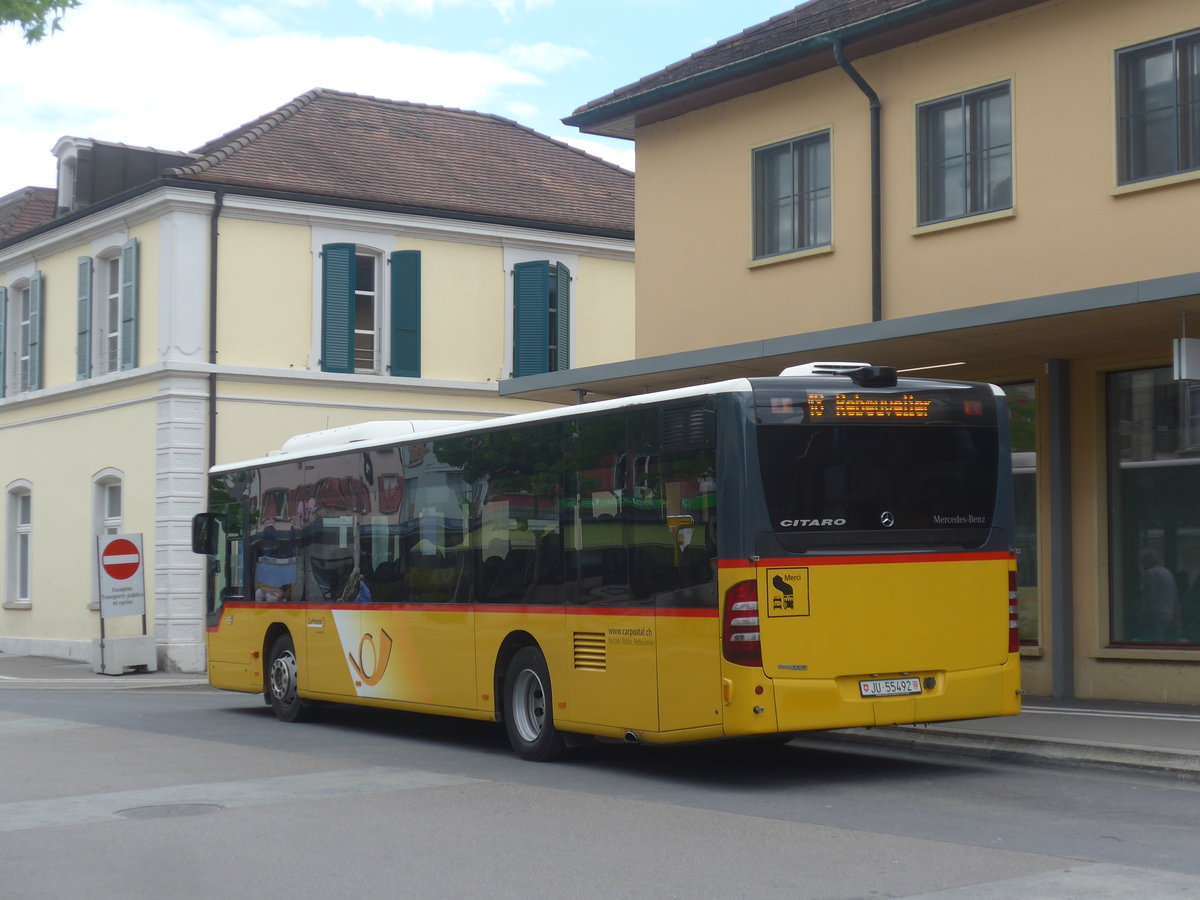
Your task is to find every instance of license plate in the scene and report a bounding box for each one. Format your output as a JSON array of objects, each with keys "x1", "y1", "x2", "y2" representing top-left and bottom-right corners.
[{"x1": 859, "y1": 677, "x2": 922, "y2": 698}]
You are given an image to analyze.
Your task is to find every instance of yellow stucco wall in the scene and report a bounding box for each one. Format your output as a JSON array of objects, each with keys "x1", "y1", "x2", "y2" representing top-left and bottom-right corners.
[
  {"x1": 574, "y1": 255, "x2": 636, "y2": 368},
  {"x1": 632, "y1": 0, "x2": 1200, "y2": 358},
  {"x1": 217, "y1": 219, "x2": 312, "y2": 370},
  {"x1": 213, "y1": 377, "x2": 557, "y2": 465},
  {"x1": 0, "y1": 383, "x2": 159, "y2": 645}
]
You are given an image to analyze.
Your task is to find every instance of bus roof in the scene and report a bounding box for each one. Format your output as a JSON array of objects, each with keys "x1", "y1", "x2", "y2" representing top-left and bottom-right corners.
[{"x1": 209, "y1": 377, "x2": 755, "y2": 474}]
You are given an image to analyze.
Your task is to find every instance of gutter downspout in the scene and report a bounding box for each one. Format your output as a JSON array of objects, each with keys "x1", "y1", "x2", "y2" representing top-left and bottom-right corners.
[
  {"x1": 832, "y1": 38, "x2": 882, "y2": 323},
  {"x1": 208, "y1": 189, "x2": 224, "y2": 470}
]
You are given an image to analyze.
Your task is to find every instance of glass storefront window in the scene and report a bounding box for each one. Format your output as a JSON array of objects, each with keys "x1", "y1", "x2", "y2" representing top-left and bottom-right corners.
[
  {"x1": 1004, "y1": 383, "x2": 1039, "y2": 644},
  {"x1": 1108, "y1": 368, "x2": 1199, "y2": 647}
]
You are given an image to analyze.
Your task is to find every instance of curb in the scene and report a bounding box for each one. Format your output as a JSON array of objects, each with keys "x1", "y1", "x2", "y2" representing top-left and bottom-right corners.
[
  {"x1": 798, "y1": 725, "x2": 1200, "y2": 779},
  {"x1": 0, "y1": 675, "x2": 211, "y2": 691}
]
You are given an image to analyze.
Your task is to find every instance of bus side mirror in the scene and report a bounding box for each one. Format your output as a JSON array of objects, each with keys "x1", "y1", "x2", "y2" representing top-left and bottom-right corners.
[{"x1": 192, "y1": 513, "x2": 221, "y2": 555}]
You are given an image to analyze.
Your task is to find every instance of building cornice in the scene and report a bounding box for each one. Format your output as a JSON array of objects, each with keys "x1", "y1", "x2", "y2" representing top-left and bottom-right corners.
[{"x1": 1, "y1": 185, "x2": 634, "y2": 267}]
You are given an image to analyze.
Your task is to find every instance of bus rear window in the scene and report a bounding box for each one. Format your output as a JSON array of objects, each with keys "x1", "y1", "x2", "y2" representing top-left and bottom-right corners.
[{"x1": 757, "y1": 423, "x2": 999, "y2": 540}]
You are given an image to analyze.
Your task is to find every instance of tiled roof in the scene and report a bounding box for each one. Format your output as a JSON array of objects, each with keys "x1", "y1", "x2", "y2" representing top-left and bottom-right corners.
[
  {"x1": 170, "y1": 88, "x2": 634, "y2": 237},
  {"x1": 0, "y1": 186, "x2": 56, "y2": 241},
  {"x1": 568, "y1": 0, "x2": 999, "y2": 127}
]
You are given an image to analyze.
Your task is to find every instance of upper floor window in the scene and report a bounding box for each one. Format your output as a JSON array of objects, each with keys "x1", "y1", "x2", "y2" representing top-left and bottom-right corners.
[
  {"x1": 512, "y1": 260, "x2": 571, "y2": 377},
  {"x1": 918, "y1": 83, "x2": 1012, "y2": 225},
  {"x1": 95, "y1": 473, "x2": 122, "y2": 537},
  {"x1": 1117, "y1": 30, "x2": 1200, "y2": 184},
  {"x1": 753, "y1": 131, "x2": 831, "y2": 258},
  {"x1": 320, "y1": 244, "x2": 421, "y2": 378},
  {"x1": 6, "y1": 483, "x2": 32, "y2": 607},
  {"x1": 76, "y1": 239, "x2": 139, "y2": 380},
  {"x1": 0, "y1": 274, "x2": 43, "y2": 397}
]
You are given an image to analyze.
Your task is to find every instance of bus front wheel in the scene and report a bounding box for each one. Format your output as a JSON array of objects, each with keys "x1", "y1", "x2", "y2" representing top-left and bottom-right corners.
[
  {"x1": 266, "y1": 633, "x2": 317, "y2": 723},
  {"x1": 503, "y1": 646, "x2": 569, "y2": 762}
]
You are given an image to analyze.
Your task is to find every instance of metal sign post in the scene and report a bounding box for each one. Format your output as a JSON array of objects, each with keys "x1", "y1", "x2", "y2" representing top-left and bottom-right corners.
[{"x1": 95, "y1": 533, "x2": 155, "y2": 674}]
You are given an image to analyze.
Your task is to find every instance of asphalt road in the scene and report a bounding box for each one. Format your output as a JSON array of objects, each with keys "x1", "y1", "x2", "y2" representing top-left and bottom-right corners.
[{"x1": 1, "y1": 685, "x2": 1197, "y2": 899}]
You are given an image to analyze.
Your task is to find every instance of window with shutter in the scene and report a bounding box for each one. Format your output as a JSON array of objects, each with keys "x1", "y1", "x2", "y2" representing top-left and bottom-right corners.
[
  {"x1": 0, "y1": 285, "x2": 7, "y2": 398},
  {"x1": 76, "y1": 257, "x2": 93, "y2": 380},
  {"x1": 321, "y1": 243, "x2": 356, "y2": 374},
  {"x1": 118, "y1": 239, "x2": 138, "y2": 371},
  {"x1": 390, "y1": 251, "x2": 421, "y2": 378},
  {"x1": 512, "y1": 260, "x2": 572, "y2": 377}
]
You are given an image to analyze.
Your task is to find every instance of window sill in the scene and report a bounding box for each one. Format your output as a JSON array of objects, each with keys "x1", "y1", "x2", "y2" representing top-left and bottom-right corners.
[
  {"x1": 747, "y1": 244, "x2": 832, "y2": 269},
  {"x1": 1093, "y1": 644, "x2": 1198, "y2": 662},
  {"x1": 2, "y1": 601, "x2": 32, "y2": 611},
  {"x1": 1111, "y1": 168, "x2": 1200, "y2": 196},
  {"x1": 911, "y1": 207, "x2": 1014, "y2": 236}
]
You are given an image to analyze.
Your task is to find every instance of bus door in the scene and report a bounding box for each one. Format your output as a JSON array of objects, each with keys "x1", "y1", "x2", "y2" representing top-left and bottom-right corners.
[
  {"x1": 301, "y1": 473, "x2": 361, "y2": 697},
  {"x1": 199, "y1": 502, "x2": 249, "y2": 689},
  {"x1": 640, "y1": 446, "x2": 721, "y2": 734},
  {"x1": 564, "y1": 418, "x2": 658, "y2": 732}
]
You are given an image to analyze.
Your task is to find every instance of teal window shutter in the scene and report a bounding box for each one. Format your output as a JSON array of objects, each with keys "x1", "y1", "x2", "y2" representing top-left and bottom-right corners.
[
  {"x1": 321, "y1": 243, "x2": 356, "y2": 373},
  {"x1": 77, "y1": 257, "x2": 93, "y2": 380},
  {"x1": 119, "y1": 239, "x2": 138, "y2": 371},
  {"x1": 29, "y1": 273, "x2": 43, "y2": 390},
  {"x1": 0, "y1": 285, "x2": 7, "y2": 397},
  {"x1": 513, "y1": 260, "x2": 549, "y2": 377},
  {"x1": 555, "y1": 262, "x2": 571, "y2": 372},
  {"x1": 389, "y1": 250, "x2": 421, "y2": 378}
]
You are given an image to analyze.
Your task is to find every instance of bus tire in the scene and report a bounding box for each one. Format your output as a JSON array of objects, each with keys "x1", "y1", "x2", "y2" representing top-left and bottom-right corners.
[
  {"x1": 266, "y1": 633, "x2": 317, "y2": 723},
  {"x1": 503, "y1": 646, "x2": 569, "y2": 762}
]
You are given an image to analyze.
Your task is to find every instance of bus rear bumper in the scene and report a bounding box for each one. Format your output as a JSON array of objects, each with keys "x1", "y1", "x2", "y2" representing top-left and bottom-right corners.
[{"x1": 732, "y1": 656, "x2": 1021, "y2": 735}]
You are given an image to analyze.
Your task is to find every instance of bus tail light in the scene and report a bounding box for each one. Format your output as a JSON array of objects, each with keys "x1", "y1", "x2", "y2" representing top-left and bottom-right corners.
[
  {"x1": 1008, "y1": 569, "x2": 1020, "y2": 653},
  {"x1": 723, "y1": 580, "x2": 762, "y2": 667}
]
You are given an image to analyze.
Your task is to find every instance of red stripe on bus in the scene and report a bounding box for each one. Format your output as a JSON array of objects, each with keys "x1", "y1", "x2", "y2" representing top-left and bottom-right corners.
[
  {"x1": 210, "y1": 602, "x2": 717, "y2": 621},
  {"x1": 718, "y1": 551, "x2": 1012, "y2": 568}
]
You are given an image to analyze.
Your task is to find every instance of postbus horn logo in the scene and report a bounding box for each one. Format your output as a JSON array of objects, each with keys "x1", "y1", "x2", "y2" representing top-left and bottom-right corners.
[{"x1": 348, "y1": 629, "x2": 394, "y2": 687}]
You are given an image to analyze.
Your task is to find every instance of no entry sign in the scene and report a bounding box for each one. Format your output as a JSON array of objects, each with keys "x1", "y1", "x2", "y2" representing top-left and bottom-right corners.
[{"x1": 97, "y1": 533, "x2": 146, "y2": 618}]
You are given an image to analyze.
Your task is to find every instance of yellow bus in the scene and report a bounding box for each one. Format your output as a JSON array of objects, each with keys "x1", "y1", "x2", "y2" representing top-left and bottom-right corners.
[{"x1": 193, "y1": 363, "x2": 1021, "y2": 760}]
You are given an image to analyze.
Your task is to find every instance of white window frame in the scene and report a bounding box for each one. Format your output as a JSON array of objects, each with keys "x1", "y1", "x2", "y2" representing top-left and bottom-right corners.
[
  {"x1": 98, "y1": 254, "x2": 122, "y2": 375},
  {"x1": 90, "y1": 470, "x2": 123, "y2": 609},
  {"x1": 5, "y1": 481, "x2": 33, "y2": 609},
  {"x1": 354, "y1": 250, "x2": 383, "y2": 374}
]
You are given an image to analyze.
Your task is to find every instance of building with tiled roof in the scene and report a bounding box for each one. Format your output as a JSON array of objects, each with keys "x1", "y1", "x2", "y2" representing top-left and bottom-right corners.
[
  {"x1": 520, "y1": 0, "x2": 1200, "y2": 708},
  {"x1": 0, "y1": 187, "x2": 56, "y2": 241},
  {"x1": 0, "y1": 89, "x2": 634, "y2": 671}
]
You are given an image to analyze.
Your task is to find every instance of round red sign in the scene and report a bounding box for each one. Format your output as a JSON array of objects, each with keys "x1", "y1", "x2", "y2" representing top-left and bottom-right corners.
[{"x1": 101, "y1": 538, "x2": 141, "y2": 580}]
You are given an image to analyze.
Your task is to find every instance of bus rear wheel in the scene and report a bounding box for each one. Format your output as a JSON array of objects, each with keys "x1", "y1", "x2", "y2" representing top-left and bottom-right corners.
[
  {"x1": 503, "y1": 646, "x2": 569, "y2": 762},
  {"x1": 266, "y1": 633, "x2": 317, "y2": 723}
]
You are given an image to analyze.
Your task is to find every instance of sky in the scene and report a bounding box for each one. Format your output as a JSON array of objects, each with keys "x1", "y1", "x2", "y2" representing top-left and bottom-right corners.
[{"x1": 1, "y1": 0, "x2": 802, "y2": 195}]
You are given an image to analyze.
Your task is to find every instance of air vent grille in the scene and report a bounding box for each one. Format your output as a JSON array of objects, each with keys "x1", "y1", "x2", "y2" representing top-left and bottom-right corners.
[{"x1": 573, "y1": 632, "x2": 606, "y2": 671}]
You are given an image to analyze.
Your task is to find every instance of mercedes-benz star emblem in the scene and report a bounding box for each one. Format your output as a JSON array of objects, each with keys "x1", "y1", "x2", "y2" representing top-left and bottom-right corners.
[{"x1": 880, "y1": 511, "x2": 895, "y2": 528}]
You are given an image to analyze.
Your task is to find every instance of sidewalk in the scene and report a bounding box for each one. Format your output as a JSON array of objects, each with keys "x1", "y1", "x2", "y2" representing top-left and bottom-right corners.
[
  {"x1": 1, "y1": 654, "x2": 1197, "y2": 777},
  {"x1": 0, "y1": 654, "x2": 208, "y2": 690},
  {"x1": 803, "y1": 698, "x2": 1200, "y2": 779}
]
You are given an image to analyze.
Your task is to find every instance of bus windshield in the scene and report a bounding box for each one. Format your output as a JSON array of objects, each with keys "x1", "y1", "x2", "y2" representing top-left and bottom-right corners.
[{"x1": 755, "y1": 384, "x2": 1000, "y2": 549}]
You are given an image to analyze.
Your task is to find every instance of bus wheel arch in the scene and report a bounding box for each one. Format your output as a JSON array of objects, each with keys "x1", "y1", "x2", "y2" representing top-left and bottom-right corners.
[
  {"x1": 265, "y1": 630, "x2": 318, "y2": 723},
  {"x1": 497, "y1": 638, "x2": 569, "y2": 762},
  {"x1": 492, "y1": 631, "x2": 539, "y2": 725}
]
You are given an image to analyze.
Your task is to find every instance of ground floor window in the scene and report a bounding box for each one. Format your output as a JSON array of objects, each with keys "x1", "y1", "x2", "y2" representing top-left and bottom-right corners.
[
  {"x1": 6, "y1": 484, "x2": 32, "y2": 606},
  {"x1": 1108, "y1": 368, "x2": 1200, "y2": 646},
  {"x1": 1003, "y1": 383, "x2": 1039, "y2": 644}
]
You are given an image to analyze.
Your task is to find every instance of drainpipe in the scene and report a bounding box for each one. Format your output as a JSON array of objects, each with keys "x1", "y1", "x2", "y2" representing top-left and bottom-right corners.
[
  {"x1": 832, "y1": 38, "x2": 882, "y2": 323},
  {"x1": 208, "y1": 189, "x2": 224, "y2": 470}
]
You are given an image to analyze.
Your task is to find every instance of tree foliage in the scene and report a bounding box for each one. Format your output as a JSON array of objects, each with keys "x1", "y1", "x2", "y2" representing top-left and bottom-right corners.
[{"x1": 1, "y1": 0, "x2": 78, "y2": 42}]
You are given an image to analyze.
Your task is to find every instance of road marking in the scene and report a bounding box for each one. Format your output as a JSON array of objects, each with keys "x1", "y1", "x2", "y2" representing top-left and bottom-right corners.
[{"x1": 0, "y1": 767, "x2": 478, "y2": 833}]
